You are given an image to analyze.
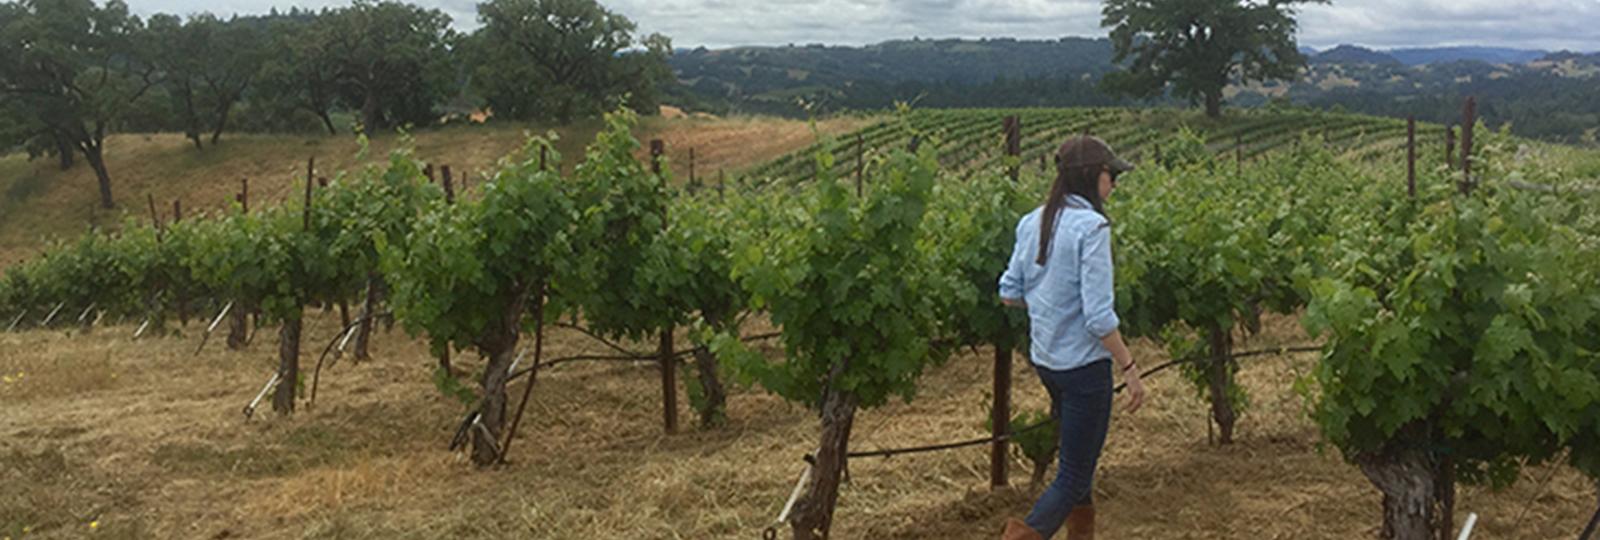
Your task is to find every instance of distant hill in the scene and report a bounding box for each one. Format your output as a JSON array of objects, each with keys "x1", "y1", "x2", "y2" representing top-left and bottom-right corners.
[
  {"x1": 665, "y1": 38, "x2": 1600, "y2": 143},
  {"x1": 1388, "y1": 46, "x2": 1549, "y2": 66},
  {"x1": 1313, "y1": 45, "x2": 1401, "y2": 66},
  {"x1": 668, "y1": 38, "x2": 1119, "y2": 115}
]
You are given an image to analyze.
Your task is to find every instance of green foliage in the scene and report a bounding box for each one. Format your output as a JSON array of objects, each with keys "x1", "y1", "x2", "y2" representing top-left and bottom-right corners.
[
  {"x1": 467, "y1": 0, "x2": 670, "y2": 122},
  {"x1": 380, "y1": 134, "x2": 575, "y2": 356},
  {"x1": 1305, "y1": 182, "x2": 1600, "y2": 486},
  {"x1": 1101, "y1": 0, "x2": 1319, "y2": 116},
  {"x1": 717, "y1": 141, "x2": 946, "y2": 409},
  {"x1": 1150, "y1": 126, "x2": 1213, "y2": 170},
  {"x1": 562, "y1": 109, "x2": 675, "y2": 340},
  {"x1": 918, "y1": 160, "x2": 1032, "y2": 349}
]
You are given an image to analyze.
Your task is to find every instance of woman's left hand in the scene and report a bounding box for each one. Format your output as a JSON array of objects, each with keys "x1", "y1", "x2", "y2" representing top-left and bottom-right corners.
[{"x1": 1122, "y1": 372, "x2": 1146, "y2": 414}]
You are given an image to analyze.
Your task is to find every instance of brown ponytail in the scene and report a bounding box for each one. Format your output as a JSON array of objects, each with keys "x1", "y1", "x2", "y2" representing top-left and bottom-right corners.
[{"x1": 1036, "y1": 142, "x2": 1107, "y2": 265}]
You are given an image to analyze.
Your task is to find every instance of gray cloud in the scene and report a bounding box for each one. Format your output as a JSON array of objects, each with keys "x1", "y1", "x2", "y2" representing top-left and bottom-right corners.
[{"x1": 121, "y1": 0, "x2": 1600, "y2": 52}]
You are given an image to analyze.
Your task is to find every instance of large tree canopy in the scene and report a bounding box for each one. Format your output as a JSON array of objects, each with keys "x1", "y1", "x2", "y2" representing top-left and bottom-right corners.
[
  {"x1": 1101, "y1": 0, "x2": 1319, "y2": 118},
  {"x1": 143, "y1": 13, "x2": 267, "y2": 149},
  {"x1": 325, "y1": 0, "x2": 457, "y2": 132},
  {"x1": 468, "y1": 0, "x2": 671, "y2": 122},
  {"x1": 0, "y1": 0, "x2": 157, "y2": 208}
]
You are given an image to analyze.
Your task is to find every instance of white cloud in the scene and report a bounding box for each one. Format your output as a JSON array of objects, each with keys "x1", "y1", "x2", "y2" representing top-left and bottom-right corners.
[{"x1": 120, "y1": 0, "x2": 1600, "y2": 52}]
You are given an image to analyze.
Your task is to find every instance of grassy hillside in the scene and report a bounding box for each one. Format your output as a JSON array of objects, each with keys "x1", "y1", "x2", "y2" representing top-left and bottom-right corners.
[{"x1": 0, "y1": 115, "x2": 868, "y2": 268}]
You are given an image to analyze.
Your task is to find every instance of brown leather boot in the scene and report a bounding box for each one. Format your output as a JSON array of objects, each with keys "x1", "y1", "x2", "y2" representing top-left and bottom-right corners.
[
  {"x1": 1065, "y1": 505, "x2": 1095, "y2": 540},
  {"x1": 1001, "y1": 517, "x2": 1043, "y2": 540}
]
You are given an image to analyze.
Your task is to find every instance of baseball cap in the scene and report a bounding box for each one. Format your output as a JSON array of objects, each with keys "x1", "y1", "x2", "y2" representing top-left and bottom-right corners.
[{"x1": 1056, "y1": 135, "x2": 1135, "y2": 175}]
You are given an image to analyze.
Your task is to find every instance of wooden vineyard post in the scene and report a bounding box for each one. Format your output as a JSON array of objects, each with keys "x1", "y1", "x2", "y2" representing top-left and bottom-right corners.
[
  {"x1": 855, "y1": 133, "x2": 864, "y2": 197},
  {"x1": 1235, "y1": 134, "x2": 1244, "y2": 174},
  {"x1": 423, "y1": 163, "x2": 434, "y2": 182},
  {"x1": 172, "y1": 199, "x2": 189, "y2": 326},
  {"x1": 147, "y1": 194, "x2": 162, "y2": 238},
  {"x1": 228, "y1": 178, "x2": 251, "y2": 350},
  {"x1": 539, "y1": 146, "x2": 548, "y2": 172},
  {"x1": 436, "y1": 162, "x2": 453, "y2": 375},
  {"x1": 442, "y1": 165, "x2": 456, "y2": 204},
  {"x1": 1445, "y1": 125, "x2": 1456, "y2": 170},
  {"x1": 1460, "y1": 97, "x2": 1476, "y2": 195},
  {"x1": 992, "y1": 338, "x2": 1014, "y2": 489},
  {"x1": 1004, "y1": 115, "x2": 1021, "y2": 183},
  {"x1": 651, "y1": 139, "x2": 678, "y2": 434},
  {"x1": 688, "y1": 147, "x2": 696, "y2": 186},
  {"x1": 908, "y1": 135, "x2": 921, "y2": 153},
  {"x1": 1407, "y1": 116, "x2": 1417, "y2": 198}
]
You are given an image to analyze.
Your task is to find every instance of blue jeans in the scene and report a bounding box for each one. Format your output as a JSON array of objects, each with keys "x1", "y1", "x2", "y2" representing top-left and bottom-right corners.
[{"x1": 1024, "y1": 359, "x2": 1112, "y2": 538}]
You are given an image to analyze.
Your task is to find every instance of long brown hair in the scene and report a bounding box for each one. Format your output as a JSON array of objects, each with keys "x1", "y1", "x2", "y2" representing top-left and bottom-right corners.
[{"x1": 1035, "y1": 145, "x2": 1107, "y2": 265}]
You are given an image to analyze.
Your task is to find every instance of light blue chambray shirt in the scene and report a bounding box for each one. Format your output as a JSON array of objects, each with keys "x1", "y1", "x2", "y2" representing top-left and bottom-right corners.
[{"x1": 998, "y1": 194, "x2": 1120, "y2": 372}]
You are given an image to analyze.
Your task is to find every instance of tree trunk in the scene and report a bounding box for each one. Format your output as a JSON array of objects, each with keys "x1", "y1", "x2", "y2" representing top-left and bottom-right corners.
[
  {"x1": 317, "y1": 109, "x2": 337, "y2": 135},
  {"x1": 690, "y1": 346, "x2": 728, "y2": 427},
  {"x1": 210, "y1": 98, "x2": 235, "y2": 145},
  {"x1": 1358, "y1": 444, "x2": 1444, "y2": 540},
  {"x1": 361, "y1": 91, "x2": 381, "y2": 134},
  {"x1": 82, "y1": 142, "x2": 114, "y2": 209},
  {"x1": 790, "y1": 388, "x2": 858, "y2": 540},
  {"x1": 56, "y1": 137, "x2": 74, "y2": 170},
  {"x1": 273, "y1": 312, "x2": 302, "y2": 415},
  {"x1": 354, "y1": 275, "x2": 378, "y2": 361},
  {"x1": 1207, "y1": 325, "x2": 1237, "y2": 445},
  {"x1": 1204, "y1": 91, "x2": 1223, "y2": 119}
]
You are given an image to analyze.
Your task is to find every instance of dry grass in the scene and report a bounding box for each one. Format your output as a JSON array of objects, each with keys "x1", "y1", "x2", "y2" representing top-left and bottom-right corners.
[
  {"x1": 0, "y1": 115, "x2": 867, "y2": 268},
  {"x1": 1, "y1": 309, "x2": 1594, "y2": 539}
]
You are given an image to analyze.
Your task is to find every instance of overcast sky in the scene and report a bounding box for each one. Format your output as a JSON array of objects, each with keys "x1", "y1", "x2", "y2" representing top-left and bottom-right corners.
[{"x1": 122, "y1": 0, "x2": 1600, "y2": 52}]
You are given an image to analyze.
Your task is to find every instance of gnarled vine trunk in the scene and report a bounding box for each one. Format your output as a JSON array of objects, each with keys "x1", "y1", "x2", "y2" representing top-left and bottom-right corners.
[
  {"x1": 1357, "y1": 439, "x2": 1446, "y2": 540},
  {"x1": 272, "y1": 312, "x2": 302, "y2": 415},
  {"x1": 790, "y1": 387, "x2": 858, "y2": 540},
  {"x1": 469, "y1": 285, "x2": 528, "y2": 466},
  {"x1": 353, "y1": 274, "x2": 379, "y2": 361},
  {"x1": 1207, "y1": 325, "x2": 1237, "y2": 445},
  {"x1": 690, "y1": 347, "x2": 727, "y2": 427},
  {"x1": 226, "y1": 303, "x2": 249, "y2": 350},
  {"x1": 472, "y1": 341, "x2": 516, "y2": 466}
]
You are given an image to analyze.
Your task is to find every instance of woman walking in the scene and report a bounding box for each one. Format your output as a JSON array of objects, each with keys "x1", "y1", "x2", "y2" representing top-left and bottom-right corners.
[{"x1": 997, "y1": 136, "x2": 1146, "y2": 540}]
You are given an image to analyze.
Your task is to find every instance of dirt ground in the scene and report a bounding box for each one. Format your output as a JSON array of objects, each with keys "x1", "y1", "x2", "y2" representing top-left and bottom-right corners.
[{"x1": 2, "y1": 309, "x2": 1594, "y2": 540}]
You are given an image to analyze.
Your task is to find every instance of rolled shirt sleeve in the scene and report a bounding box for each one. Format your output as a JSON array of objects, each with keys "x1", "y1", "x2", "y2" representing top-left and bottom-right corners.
[
  {"x1": 1078, "y1": 220, "x2": 1120, "y2": 338},
  {"x1": 998, "y1": 218, "x2": 1030, "y2": 301}
]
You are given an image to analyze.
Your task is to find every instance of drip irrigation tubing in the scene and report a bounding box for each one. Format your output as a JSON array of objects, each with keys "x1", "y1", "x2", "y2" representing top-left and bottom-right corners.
[{"x1": 824, "y1": 345, "x2": 1321, "y2": 461}]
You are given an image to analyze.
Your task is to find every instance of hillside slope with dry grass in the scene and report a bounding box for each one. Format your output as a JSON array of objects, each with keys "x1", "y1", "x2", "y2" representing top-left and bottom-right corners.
[{"x1": 0, "y1": 115, "x2": 867, "y2": 268}]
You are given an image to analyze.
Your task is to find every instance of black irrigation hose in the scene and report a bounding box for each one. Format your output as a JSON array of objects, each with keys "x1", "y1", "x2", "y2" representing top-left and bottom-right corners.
[
  {"x1": 829, "y1": 344, "x2": 1323, "y2": 461},
  {"x1": 506, "y1": 330, "x2": 783, "y2": 382},
  {"x1": 1581, "y1": 497, "x2": 1599, "y2": 540},
  {"x1": 309, "y1": 311, "x2": 391, "y2": 409}
]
